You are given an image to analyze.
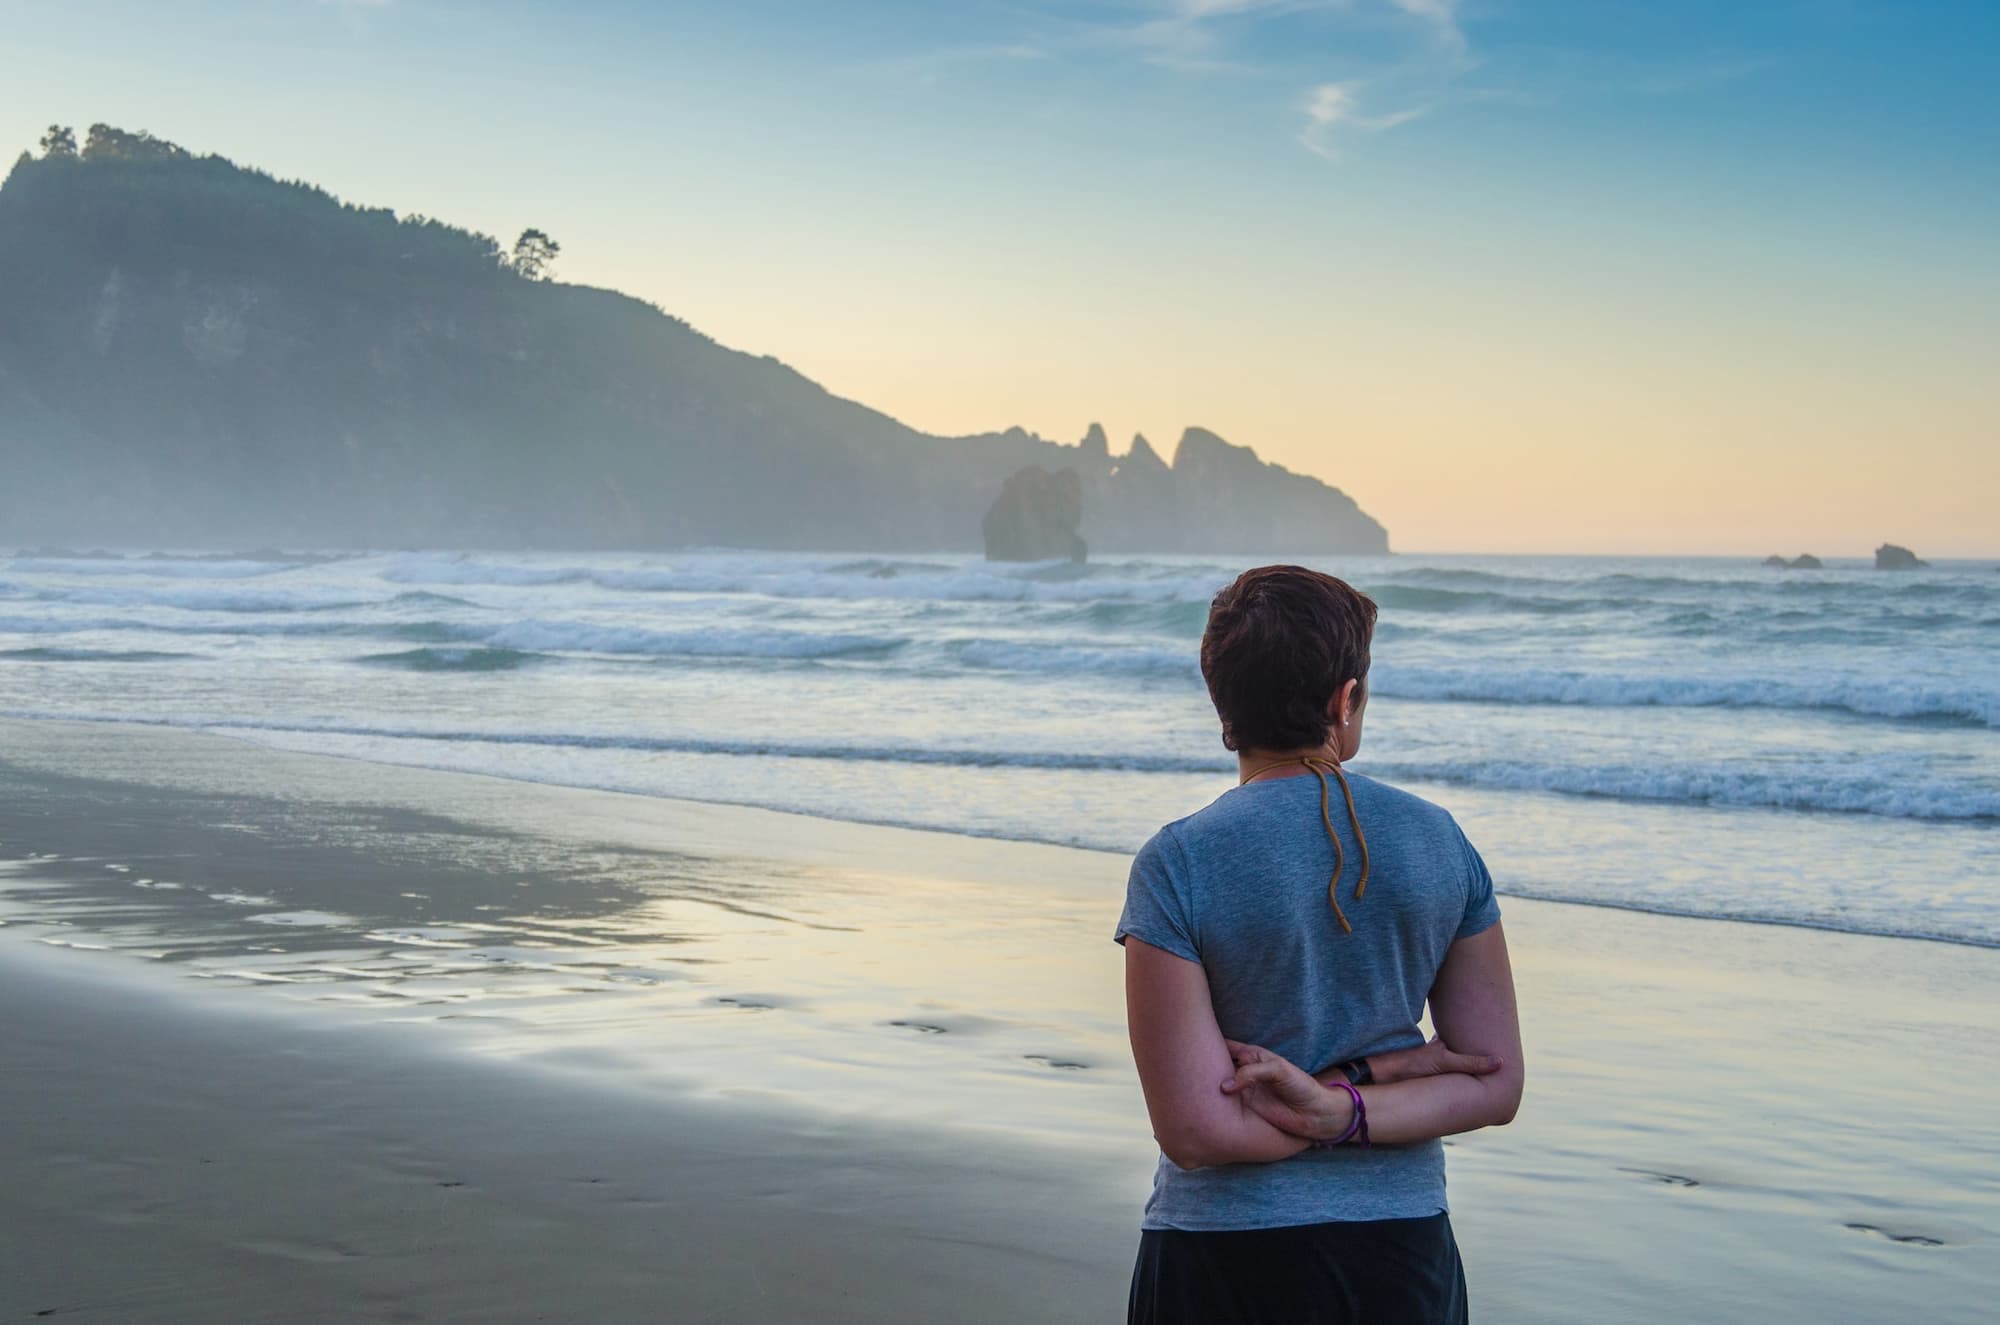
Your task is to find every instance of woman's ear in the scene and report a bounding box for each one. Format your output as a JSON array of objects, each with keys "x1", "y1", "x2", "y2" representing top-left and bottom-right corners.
[{"x1": 1335, "y1": 678, "x2": 1362, "y2": 726}]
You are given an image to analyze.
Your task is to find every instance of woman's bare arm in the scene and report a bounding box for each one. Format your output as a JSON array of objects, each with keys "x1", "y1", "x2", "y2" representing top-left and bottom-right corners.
[
  {"x1": 1225, "y1": 923, "x2": 1524, "y2": 1144},
  {"x1": 1125, "y1": 936, "x2": 1310, "y2": 1170}
]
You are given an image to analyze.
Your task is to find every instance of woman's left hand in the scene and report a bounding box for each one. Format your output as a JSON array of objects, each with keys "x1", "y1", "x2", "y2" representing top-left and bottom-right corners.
[
  {"x1": 1363, "y1": 1038, "x2": 1503, "y2": 1084},
  {"x1": 1221, "y1": 1039, "x2": 1354, "y2": 1141}
]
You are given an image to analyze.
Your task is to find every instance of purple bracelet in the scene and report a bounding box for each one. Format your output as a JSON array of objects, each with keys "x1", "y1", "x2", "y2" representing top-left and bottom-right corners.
[{"x1": 1309, "y1": 1080, "x2": 1369, "y2": 1149}]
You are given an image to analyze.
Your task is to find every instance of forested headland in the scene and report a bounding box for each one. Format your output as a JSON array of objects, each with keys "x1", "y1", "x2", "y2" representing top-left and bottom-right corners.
[{"x1": 0, "y1": 125, "x2": 1389, "y2": 554}]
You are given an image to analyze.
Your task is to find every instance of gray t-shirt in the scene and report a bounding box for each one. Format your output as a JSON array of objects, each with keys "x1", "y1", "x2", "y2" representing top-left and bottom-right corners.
[{"x1": 1116, "y1": 771, "x2": 1501, "y2": 1231}]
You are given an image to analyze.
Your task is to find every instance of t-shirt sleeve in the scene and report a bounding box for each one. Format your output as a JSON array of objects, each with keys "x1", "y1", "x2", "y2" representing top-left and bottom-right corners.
[
  {"x1": 1114, "y1": 829, "x2": 1200, "y2": 963},
  {"x1": 1454, "y1": 823, "x2": 1503, "y2": 940}
]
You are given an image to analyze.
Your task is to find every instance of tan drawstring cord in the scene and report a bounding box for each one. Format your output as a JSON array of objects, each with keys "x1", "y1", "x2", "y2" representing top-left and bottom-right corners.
[{"x1": 1239, "y1": 755, "x2": 1371, "y2": 934}]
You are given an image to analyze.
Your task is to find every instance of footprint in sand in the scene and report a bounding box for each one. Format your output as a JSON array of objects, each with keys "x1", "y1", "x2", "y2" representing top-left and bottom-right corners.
[
  {"x1": 1844, "y1": 1222, "x2": 1944, "y2": 1247},
  {"x1": 1024, "y1": 1053, "x2": 1090, "y2": 1071},
  {"x1": 890, "y1": 1019, "x2": 948, "y2": 1035},
  {"x1": 241, "y1": 1238, "x2": 365, "y2": 1264},
  {"x1": 1617, "y1": 1167, "x2": 1701, "y2": 1188}
]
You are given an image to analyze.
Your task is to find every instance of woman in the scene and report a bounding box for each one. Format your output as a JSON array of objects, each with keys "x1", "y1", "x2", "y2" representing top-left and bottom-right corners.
[{"x1": 1118, "y1": 565, "x2": 1523, "y2": 1323}]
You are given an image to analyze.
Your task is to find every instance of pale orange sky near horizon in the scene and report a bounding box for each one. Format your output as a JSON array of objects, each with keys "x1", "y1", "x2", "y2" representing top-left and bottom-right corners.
[{"x1": 588, "y1": 225, "x2": 1995, "y2": 558}]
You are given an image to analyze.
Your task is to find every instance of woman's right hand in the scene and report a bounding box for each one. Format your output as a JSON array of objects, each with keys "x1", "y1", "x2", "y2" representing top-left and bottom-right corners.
[{"x1": 1221, "y1": 1040, "x2": 1355, "y2": 1141}]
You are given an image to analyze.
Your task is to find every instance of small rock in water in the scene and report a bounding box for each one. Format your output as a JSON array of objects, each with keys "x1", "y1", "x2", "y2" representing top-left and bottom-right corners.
[{"x1": 1875, "y1": 543, "x2": 1928, "y2": 570}]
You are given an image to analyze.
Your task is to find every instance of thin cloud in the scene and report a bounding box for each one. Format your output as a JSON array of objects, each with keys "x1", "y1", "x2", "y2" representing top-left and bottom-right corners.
[
  {"x1": 851, "y1": 41, "x2": 1050, "y2": 86},
  {"x1": 1178, "y1": 0, "x2": 1327, "y2": 16},
  {"x1": 1179, "y1": 0, "x2": 1280, "y2": 15},
  {"x1": 1297, "y1": 80, "x2": 1427, "y2": 158},
  {"x1": 1633, "y1": 54, "x2": 1777, "y2": 95},
  {"x1": 316, "y1": 0, "x2": 392, "y2": 36},
  {"x1": 1106, "y1": 0, "x2": 1353, "y2": 74},
  {"x1": 1101, "y1": 9, "x2": 1271, "y2": 73},
  {"x1": 1389, "y1": 0, "x2": 1466, "y2": 54},
  {"x1": 875, "y1": 1, "x2": 1471, "y2": 152},
  {"x1": 1016, "y1": 1, "x2": 1468, "y2": 77}
]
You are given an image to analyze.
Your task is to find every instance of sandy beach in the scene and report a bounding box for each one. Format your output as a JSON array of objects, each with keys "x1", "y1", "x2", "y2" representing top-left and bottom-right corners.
[
  {"x1": 0, "y1": 941, "x2": 1144, "y2": 1323},
  {"x1": 3, "y1": 716, "x2": 1997, "y2": 1322}
]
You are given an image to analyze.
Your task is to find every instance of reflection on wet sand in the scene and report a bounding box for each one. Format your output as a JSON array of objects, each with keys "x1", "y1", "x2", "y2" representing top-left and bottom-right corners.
[{"x1": 0, "y1": 724, "x2": 1133, "y2": 1144}]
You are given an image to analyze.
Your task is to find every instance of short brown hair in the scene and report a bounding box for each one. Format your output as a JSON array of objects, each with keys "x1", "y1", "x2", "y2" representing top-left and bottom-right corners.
[{"x1": 1200, "y1": 565, "x2": 1377, "y2": 753}]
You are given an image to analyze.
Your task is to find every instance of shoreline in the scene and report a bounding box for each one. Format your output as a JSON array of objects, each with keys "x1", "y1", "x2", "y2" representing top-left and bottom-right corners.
[
  {"x1": 5, "y1": 708, "x2": 1994, "y2": 952},
  {"x1": 3, "y1": 716, "x2": 1998, "y2": 1322}
]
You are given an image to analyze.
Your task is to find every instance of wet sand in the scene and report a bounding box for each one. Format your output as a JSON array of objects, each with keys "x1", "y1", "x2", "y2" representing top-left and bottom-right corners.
[
  {"x1": 0, "y1": 940, "x2": 1140, "y2": 1323},
  {"x1": 2, "y1": 717, "x2": 1997, "y2": 1322}
]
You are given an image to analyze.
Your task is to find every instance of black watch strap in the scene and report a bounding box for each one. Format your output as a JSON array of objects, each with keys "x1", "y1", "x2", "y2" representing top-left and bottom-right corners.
[{"x1": 1339, "y1": 1058, "x2": 1374, "y2": 1086}]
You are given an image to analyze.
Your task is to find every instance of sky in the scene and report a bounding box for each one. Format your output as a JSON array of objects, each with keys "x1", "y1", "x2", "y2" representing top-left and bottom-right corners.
[{"x1": 2, "y1": 0, "x2": 1996, "y2": 554}]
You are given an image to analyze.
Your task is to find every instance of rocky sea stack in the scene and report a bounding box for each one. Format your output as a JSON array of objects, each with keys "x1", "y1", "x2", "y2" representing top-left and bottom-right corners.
[
  {"x1": 1875, "y1": 544, "x2": 1929, "y2": 570},
  {"x1": 983, "y1": 467, "x2": 1086, "y2": 563}
]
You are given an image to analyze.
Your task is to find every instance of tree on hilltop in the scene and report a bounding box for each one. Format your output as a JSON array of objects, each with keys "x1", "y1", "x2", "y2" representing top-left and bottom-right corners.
[
  {"x1": 39, "y1": 125, "x2": 77, "y2": 159},
  {"x1": 82, "y1": 123, "x2": 188, "y2": 163},
  {"x1": 510, "y1": 228, "x2": 560, "y2": 280}
]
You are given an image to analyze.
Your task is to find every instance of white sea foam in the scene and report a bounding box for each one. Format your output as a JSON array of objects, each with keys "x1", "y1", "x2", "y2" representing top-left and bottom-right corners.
[
  {"x1": 383, "y1": 552, "x2": 1229, "y2": 604},
  {"x1": 32, "y1": 584, "x2": 382, "y2": 613},
  {"x1": 1364, "y1": 758, "x2": 2000, "y2": 822},
  {"x1": 6, "y1": 556, "x2": 307, "y2": 578},
  {"x1": 952, "y1": 639, "x2": 1199, "y2": 678},
  {"x1": 249, "y1": 910, "x2": 360, "y2": 927},
  {"x1": 485, "y1": 620, "x2": 905, "y2": 660},
  {"x1": 382, "y1": 555, "x2": 594, "y2": 587},
  {"x1": 7, "y1": 704, "x2": 1990, "y2": 825},
  {"x1": 1372, "y1": 665, "x2": 2000, "y2": 728}
]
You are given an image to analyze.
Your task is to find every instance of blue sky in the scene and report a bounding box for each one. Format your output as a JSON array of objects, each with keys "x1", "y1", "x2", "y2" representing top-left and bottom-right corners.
[{"x1": 3, "y1": 0, "x2": 1995, "y2": 552}]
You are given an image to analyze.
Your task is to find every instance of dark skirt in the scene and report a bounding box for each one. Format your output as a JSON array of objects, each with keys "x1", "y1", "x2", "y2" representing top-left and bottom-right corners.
[{"x1": 1128, "y1": 1213, "x2": 1469, "y2": 1325}]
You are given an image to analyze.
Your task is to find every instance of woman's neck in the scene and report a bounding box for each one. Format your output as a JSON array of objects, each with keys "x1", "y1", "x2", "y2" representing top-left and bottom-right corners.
[{"x1": 1237, "y1": 744, "x2": 1342, "y2": 785}]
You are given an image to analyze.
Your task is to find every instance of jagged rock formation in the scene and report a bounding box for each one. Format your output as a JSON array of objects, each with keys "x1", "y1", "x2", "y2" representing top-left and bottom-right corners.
[
  {"x1": 0, "y1": 132, "x2": 1392, "y2": 554},
  {"x1": 1015, "y1": 425, "x2": 1390, "y2": 555},
  {"x1": 1762, "y1": 554, "x2": 1822, "y2": 570},
  {"x1": 983, "y1": 466, "x2": 1086, "y2": 562},
  {"x1": 1875, "y1": 544, "x2": 1928, "y2": 570},
  {"x1": 1077, "y1": 422, "x2": 1110, "y2": 468}
]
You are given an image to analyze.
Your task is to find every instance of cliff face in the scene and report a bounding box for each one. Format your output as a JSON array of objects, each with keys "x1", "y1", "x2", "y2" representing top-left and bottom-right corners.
[{"x1": 0, "y1": 143, "x2": 1389, "y2": 554}]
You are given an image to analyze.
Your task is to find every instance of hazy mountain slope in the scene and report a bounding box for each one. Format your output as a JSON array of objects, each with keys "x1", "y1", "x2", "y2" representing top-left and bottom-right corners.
[{"x1": 0, "y1": 139, "x2": 1388, "y2": 554}]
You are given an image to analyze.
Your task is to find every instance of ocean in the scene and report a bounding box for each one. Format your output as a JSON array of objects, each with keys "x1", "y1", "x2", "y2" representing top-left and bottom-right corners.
[{"x1": 3, "y1": 548, "x2": 1995, "y2": 948}]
